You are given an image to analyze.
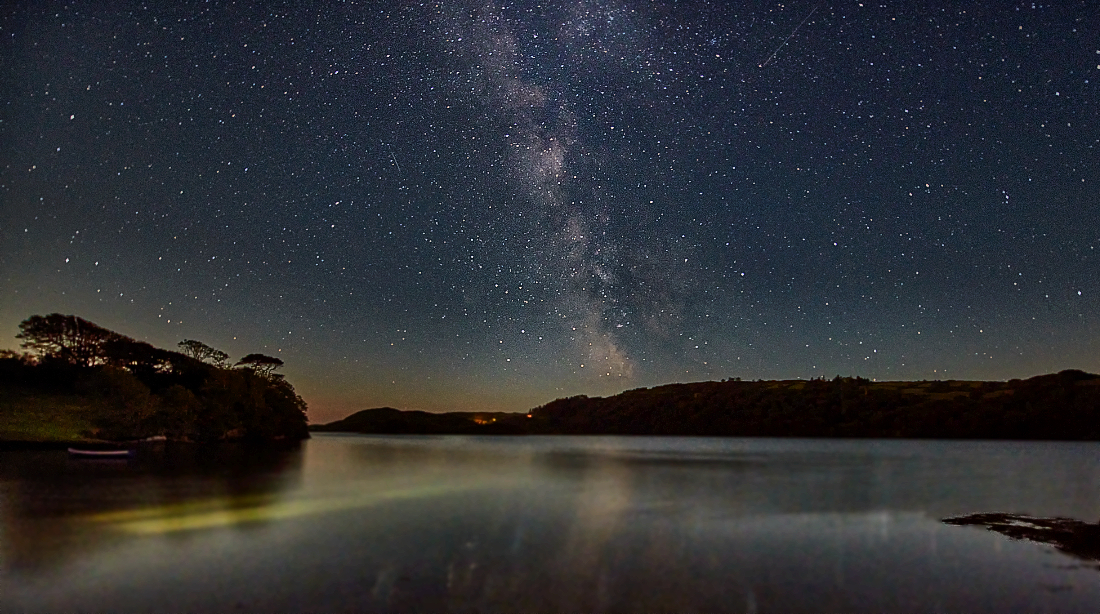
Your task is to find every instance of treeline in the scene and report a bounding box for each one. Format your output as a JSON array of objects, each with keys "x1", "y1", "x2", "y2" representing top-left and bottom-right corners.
[
  {"x1": 527, "y1": 371, "x2": 1100, "y2": 439},
  {"x1": 1, "y1": 313, "x2": 309, "y2": 442}
]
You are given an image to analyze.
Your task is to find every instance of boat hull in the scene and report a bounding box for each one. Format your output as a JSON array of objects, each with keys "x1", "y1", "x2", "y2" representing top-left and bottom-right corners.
[{"x1": 67, "y1": 448, "x2": 133, "y2": 458}]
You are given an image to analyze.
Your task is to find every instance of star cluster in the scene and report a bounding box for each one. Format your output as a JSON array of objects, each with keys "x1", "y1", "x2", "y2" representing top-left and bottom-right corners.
[{"x1": 2, "y1": 1, "x2": 1098, "y2": 422}]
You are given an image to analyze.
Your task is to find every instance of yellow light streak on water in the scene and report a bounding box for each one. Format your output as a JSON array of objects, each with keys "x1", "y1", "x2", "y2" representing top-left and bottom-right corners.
[
  {"x1": 84, "y1": 482, "x2": 490, "y2": 535},
  {"x1": 85, "y1": 494, "x2": 276, "y2": 523}
]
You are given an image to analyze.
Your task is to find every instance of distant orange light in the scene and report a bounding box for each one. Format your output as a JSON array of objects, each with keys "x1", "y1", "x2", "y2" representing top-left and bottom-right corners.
[{"x1": 526, "y1": 414, "x2": 532, "y2": 418}]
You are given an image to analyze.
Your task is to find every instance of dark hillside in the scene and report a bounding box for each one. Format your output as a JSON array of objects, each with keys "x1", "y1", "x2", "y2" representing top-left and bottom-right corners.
[
  {"x1": 527, "y1": 371, "x2": 1100, "y2": 440},
  {"x1": 315, "y1": 370, "x2": 1100, "y2": 440},
  {"x1": 311, "y1": 408, "x2": 527, "y2": 435}
]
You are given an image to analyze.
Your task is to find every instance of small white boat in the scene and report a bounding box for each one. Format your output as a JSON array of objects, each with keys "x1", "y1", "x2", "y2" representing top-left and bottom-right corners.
[{"x1": 67, "y1": 447, "x2": 133, "y2": 458}]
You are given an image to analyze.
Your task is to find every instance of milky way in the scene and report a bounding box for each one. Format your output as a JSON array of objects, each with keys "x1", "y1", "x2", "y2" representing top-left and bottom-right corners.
[{"x1": 437, "y1": 1, "x2": 658, "y2": 379}]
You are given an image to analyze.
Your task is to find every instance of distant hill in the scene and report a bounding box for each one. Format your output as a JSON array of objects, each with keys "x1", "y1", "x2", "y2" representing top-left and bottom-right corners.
[
  {"x1": 310, "y1": 408, "x2": 527, "y2": 435},
  {"x1": 315, "y1": 370, "x2": 1100, "y2": 440}
]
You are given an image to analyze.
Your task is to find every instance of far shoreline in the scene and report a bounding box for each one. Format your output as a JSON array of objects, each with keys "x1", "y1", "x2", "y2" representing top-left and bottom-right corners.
[
  {"x1": 8, "y1": 369, "x2": 1100, "y2": 445},
  {"x1": 310, "y1": 370, "x2": 1100, "y2": 441}
]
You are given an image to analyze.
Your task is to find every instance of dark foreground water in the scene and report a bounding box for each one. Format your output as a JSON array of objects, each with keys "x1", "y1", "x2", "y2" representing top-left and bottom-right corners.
[{"x1": 3, "y1": 434, "x2": 1100, "y2": 612}]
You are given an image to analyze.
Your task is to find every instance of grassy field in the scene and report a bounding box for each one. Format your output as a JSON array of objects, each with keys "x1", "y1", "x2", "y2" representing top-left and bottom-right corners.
[{"x1": 0, "y1": 386, "x2": 105, "y2": 443}]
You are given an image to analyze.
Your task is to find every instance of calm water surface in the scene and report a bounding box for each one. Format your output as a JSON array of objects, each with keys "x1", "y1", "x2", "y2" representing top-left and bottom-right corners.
[{"x1": 3, "y1": 434, "x2": 1100, "y2": 612}]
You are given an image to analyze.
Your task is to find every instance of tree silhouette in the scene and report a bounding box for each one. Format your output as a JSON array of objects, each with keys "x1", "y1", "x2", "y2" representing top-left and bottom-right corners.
[
  {"x1": 178, "y1": 339, "x2": 229, "y2": 367},
  {"x1": 234, "y1": 353, "x2": 284, "y2": 376},
  {"x1": 7, "y1": 312, "x2": 311, "y2": 442},
  {"x1": 103, "y1": 336, "x2": 168, "y2": 377},
  {"x1": 16, "y1": 313, "x2": 116, "y2": 367}
]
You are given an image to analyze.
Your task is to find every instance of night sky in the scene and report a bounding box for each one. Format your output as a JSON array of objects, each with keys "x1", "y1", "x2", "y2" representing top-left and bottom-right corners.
[{"x1": 3, "y1": 1, "x2": 1098, "y2": 423}]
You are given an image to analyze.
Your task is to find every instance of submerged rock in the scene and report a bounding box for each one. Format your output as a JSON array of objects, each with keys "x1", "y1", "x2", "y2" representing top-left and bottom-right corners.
[{"x1": 944, "y1": 512, "x2": 1100, "y2": 562}]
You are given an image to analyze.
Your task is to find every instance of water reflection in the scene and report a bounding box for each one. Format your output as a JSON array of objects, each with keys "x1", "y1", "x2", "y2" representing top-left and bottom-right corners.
[
  {"x1": 0, "y1": 443, "x2": 302, "y2": 571},
  {"x1": 4, "y1": 435, "x2": 1100, "y2": 612}
]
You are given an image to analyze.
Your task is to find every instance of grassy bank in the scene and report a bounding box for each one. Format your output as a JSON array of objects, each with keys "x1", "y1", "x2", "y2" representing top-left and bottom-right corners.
[{"x1": 0, "y1": 385, "x2": 105, "y2": 443}]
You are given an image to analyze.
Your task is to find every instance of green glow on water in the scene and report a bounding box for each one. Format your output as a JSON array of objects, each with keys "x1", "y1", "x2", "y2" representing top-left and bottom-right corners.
[{"x1": 85, "y1": 482, "x2": 496, "y2": 534}]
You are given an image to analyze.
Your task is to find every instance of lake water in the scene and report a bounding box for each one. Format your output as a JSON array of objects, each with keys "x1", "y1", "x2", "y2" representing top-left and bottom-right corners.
[{"x1": 3, "y1": 434, "x2": 1100, "y2": 612}]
